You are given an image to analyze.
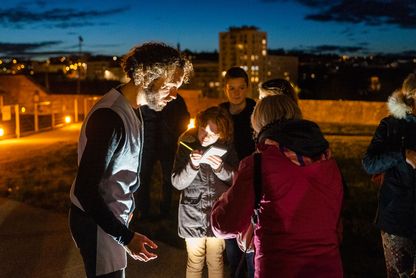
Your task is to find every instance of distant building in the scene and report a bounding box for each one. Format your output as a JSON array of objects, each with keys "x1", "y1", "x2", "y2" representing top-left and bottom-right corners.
[
  {"x1": 86, "y1": 58, "x2": 124, "y2": 81},
  {"x1": 266, "y1": 55, "x2": 299, "y2": 84},
  {"x1": 219, "y1": 26, "x2": 267, "y2": 98},
  {"x1": 182, "y1": 59, "x2": 220, "y2": 97}
]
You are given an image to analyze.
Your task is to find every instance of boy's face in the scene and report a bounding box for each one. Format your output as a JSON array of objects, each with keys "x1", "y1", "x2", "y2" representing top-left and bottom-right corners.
[{"x1": 224, "y1": 77, "x2": 248, "y2": 105}]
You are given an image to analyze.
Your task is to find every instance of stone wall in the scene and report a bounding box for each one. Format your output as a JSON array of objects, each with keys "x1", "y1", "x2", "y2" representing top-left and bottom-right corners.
[
  {"x1": 180, "y1": 92, "x2": 389, "y2": 125},
  {"x1": 299, "y1": 99, "x2": 388, "y2": 125},
  {"x1": 0, "y1": 75, "x2": 390, "y2": 125}
]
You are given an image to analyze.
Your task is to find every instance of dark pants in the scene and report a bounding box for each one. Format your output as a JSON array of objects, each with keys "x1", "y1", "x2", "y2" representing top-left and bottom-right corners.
[
  {"x1": 225, "y1": 238, "x2": 255, "y2": 278},
  {"x1": 136, "y1": 144, "x2": 175, "y2": 217},
  {"x1": 159, "y1": 147, "x2": 175, "y2": 215}
]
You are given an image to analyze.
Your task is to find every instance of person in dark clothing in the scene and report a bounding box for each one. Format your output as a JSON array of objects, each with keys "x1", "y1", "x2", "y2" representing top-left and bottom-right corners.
[
  {"x1": 69, "y1": 42, "x2": 193, "y2": 278},
  {"x1": 136, "y1": 94, "x2": 190, "y2": 219},
  {"x1": 219, "y1": 67, "x2": 255, "y2": 278},
  {"x1": 362, "y1": 73, "x2": 416, "y2": 277}
]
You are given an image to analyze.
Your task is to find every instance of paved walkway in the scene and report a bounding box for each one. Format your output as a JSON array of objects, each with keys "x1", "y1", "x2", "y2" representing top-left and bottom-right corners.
[
  {"x1": 0, "y1": 124, "x2": 189, "y2": 278},
  {"x1": 0, "y1": 197, "x2": 187, "y2": 278}
]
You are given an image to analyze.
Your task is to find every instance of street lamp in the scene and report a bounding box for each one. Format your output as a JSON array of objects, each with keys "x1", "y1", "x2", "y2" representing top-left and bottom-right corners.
[{"x1": 77, "y1": 36, "x2": 83, "y2": 95}]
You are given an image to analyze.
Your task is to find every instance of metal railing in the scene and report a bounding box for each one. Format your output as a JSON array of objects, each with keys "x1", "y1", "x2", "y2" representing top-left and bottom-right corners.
[{"x1": 0, "y1": 96, "x2": 100, "y2": 139}]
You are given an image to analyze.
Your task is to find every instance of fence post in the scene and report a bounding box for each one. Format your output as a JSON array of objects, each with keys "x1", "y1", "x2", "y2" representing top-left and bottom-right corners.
[
  {"x1": 83, "y1": 98, "x2": 88, "y2": 120},
  {"x1": 34, "y1": 102, "x2": 39, "y2": 132},
  {"x1": 51, "y1": 101, "x2": 55, "y2": 128},
  {"x1": 15, "y1": 104, "x2": 20, "y2": 138},
  {"x1": 74, "y1": 97, "x2": 79, "y2": 122}
]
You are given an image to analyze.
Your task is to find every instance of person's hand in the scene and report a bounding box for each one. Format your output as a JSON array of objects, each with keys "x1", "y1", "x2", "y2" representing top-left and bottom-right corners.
[
  {"x1": 406, "y1": 149, "x2": 416, "y2": 169},
  {"x1": 206, "y1": 155, "x2": 223, "y2": 172},
  {"x1": 190, "y1": 150, "x2": 203, "y2": 169},
  {"x1": 125, "y1": 232, "x2": 158, "y2": 262}
]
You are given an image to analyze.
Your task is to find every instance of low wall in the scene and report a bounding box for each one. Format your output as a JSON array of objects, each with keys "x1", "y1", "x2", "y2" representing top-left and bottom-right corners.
[
  {"x1": 299, "y1": 99, "x2": 388, "y2": 126},
  {"x1": 31, "y1": 95, "x2": 394, "y2": 126}
]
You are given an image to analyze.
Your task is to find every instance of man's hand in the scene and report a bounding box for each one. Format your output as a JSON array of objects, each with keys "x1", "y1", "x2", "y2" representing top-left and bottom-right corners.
[{"x1": 125, "y1": 232, "x2": 158, "y2": 262}]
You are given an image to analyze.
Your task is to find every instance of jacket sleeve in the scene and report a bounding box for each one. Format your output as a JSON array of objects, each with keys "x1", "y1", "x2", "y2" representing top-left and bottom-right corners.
[
  {"x1": 362, "y1": 118, "x2": 405, "y2": 175},
  {"x1": 171, "y1": 142, "x2": 199, "y2": 190},
  {"x1": 211, "y1": 155, "x2": 255, "y2": 238}
]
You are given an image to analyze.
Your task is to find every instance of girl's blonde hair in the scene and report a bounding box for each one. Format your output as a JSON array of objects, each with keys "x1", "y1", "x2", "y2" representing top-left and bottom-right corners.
[
  {"x1": 251, "y1": 95, "x2": 302, "y2": 134},
  {"x1": 388, "y1": 73, "x2": 416, "y2": 118}
]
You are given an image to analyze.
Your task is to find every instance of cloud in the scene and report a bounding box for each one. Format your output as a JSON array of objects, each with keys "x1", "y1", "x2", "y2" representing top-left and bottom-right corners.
[
  {"x1": 260, "y1": 0, "x2": 416, "y2": 28},
  {"x1": 303, "y1": 0, "x2": 416, "y2": 28},
  {"x1": 0, "y1": 41, "x2": 62, "y2": 56},
  {"x1": 307, "y1": 44, "x2": 368, "y2": 54},
  {"x1": 0, "y1": 6, "x2": 128, "y2": 29}
]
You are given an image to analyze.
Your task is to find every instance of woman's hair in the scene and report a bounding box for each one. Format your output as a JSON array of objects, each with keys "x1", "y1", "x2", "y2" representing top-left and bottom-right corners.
[
  {"x1": 388, "y1": 73, "x2": 416, "y2": 118},
  {"x1": 258, "y1": 78, "x2": 298, "y2": 104},
  {"x1": 121, "y1": 42, "x2": 193, "y2": 89},
  {"x1": 251, "y1": 95, "x2": 302, "y2": 134},
  {"x1": 224, "y1": 67, "x2": 249, "y2": 86},
  {"x1": 196, "y1": 106, "x2": 233, "y2": 144}
]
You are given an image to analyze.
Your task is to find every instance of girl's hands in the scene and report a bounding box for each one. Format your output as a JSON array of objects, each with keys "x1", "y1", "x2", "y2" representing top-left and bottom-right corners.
[
  {"x1": 206, "y1": 155, "x2": 224, "y2": 172},
  {"x1": 189, "y1": 150, "x2": 223, "y2": 172},
  {"x1": 190, "y1": 150, "x2": 203, "y2": 169}
]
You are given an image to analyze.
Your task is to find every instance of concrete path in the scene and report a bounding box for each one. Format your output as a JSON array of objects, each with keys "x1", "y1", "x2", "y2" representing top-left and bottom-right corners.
[{"x1": 0, "y1": 197, "x2": 187, "y2": 278}]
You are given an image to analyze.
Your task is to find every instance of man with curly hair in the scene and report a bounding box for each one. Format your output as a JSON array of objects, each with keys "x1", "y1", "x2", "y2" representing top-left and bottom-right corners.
[{"x1": 69, "y1": 42, "x2": 193, "y2": 278}]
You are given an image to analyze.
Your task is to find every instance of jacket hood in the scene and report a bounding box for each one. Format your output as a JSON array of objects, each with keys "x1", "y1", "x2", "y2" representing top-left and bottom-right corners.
[
  {"x1": 387, "y1": 90, "x2": 413, "y2": 119},
  {"x1": 258, "y1": 119, "x2": 328, "y2": 157}
]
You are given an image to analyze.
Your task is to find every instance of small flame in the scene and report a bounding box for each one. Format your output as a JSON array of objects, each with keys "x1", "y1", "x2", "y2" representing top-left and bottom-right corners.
[{"x1": 187, "y1": 118, "x2": 195, "y2": 130}]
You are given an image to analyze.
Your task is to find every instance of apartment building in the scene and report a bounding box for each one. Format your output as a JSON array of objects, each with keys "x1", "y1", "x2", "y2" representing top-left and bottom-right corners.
[{"x1": 219, "y1": 26, "x2": 267, "y2": 98}]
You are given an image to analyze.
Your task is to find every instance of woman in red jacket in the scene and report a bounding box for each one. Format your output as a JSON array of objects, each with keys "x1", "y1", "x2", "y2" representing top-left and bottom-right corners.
[{"x1": 211, "y1": 94, "x2": 344, "y2": 278}]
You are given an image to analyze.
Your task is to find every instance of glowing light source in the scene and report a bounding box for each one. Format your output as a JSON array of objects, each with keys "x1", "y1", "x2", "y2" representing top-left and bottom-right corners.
[
  {"x1": 0, "y1": 127, "x2": 4, "y2": 137},
  {"x1": 65, "y1": 116, "x2": 72, "y2": 124},
  {"x1": 21, "y1": 107, "x2": 26, "y2": 113},
  {"x1": 187, "y1": 118, "x2": 195, "y2": 130}
]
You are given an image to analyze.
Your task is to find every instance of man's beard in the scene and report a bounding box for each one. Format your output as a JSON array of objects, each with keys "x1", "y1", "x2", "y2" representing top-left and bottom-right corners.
[{"x1": 144, "y1": 89, "x2": 166, "y2": 112}]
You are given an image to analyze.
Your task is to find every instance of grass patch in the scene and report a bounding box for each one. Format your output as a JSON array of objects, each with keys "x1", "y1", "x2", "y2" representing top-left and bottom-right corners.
[{"x1": 0, "y1": 132, "x2": 386, "y2": 277}]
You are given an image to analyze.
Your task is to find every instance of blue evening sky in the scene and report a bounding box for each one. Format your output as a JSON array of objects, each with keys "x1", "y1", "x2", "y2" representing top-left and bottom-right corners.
[{"x1": 0, "y1": 0, "x2": 415, "y2": 58}]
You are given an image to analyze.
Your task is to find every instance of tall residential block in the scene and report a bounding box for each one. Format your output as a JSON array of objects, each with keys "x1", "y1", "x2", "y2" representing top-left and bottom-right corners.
[{"x1": 219, "y1": 26, "x2": 267, "y2": 98}]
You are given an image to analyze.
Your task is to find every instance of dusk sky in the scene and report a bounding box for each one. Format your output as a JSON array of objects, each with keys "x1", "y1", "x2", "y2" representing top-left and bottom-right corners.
[{"x1": 1, "y1": 0, "x2": 416, "y2": 59}]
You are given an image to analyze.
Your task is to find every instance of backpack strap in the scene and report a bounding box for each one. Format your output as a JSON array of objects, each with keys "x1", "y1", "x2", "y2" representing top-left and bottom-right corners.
[{"x1": 252, "y1": 152, "x2": 262, "y2": 224}]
